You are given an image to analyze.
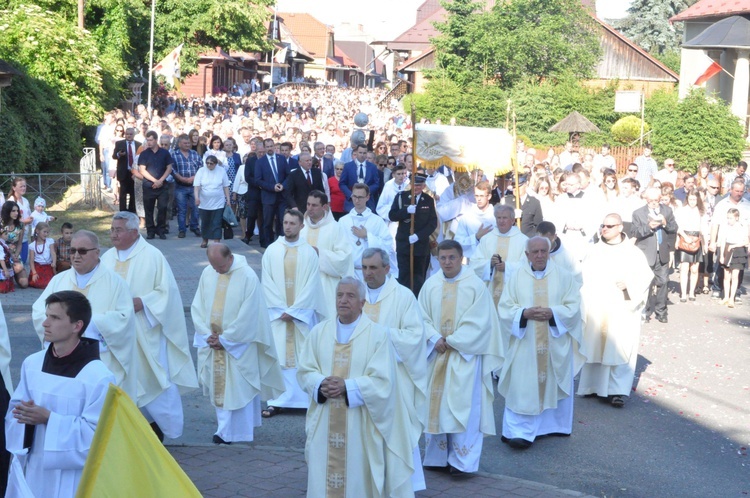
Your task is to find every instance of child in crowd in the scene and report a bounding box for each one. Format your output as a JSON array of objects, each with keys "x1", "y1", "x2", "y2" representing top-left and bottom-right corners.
[
  {"x1": 30, "y1": 197, "x2": 56, "y2": 232},
  {"x1": 0, "y1": 227, "x2": 14, "y2": 293},
  {"x1": 56, "y1": 222, "x2": 73, "y2": 272},
  {"x1": 28, "y1": 222, "x2": 56, "y2": 289},
  {"x1": 718, "y1": 208, "x2": 749, "y2": 308}
]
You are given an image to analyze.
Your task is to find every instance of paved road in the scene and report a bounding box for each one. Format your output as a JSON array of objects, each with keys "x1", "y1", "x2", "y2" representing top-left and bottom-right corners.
[{"x1": 2, "y1": 217, "x2": 748, "y2": 497}]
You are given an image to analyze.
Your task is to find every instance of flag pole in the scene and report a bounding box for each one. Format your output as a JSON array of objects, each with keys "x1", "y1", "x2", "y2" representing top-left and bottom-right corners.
[
  {"x1": 270, "y1": 2, "x2": 278, "y2": 90},
  {"x1": 512, "y1": 109, "x2": 521, "y2": 229},
  {"x1": 409, "y1": 102, "x2": 418, "y2": 292},
  {"x1": 147, "y1": 0, "x2": 155, "y2": 114}
]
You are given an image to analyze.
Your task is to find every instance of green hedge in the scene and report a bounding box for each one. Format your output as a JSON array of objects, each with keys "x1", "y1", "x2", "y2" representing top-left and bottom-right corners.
[{"x1": 0, "y1": 67, "x2": 81, "y2": 173}]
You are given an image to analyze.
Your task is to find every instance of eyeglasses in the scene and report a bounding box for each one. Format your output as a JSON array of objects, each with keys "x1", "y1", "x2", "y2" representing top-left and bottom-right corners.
[
  {"x1": 708, "y1": 185, "x2": 719, "y2": 189},
  {"x1": 70, "y1": 247, "x2": 98, "y2": 255},
  {"x1": 351, "y1": 195, "x2": 367, "y2": 200},
  {"x1": 378, "y1": 163, "x2": 387, "y2": 167},
  {"x1": 600, "y1": 224, "x2": 620, "y2": 229}
]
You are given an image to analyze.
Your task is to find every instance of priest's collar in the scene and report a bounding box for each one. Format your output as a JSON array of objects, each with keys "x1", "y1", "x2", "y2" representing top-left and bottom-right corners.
[
  {"x1": 549, "y1": 237, "x2": 562, "y2": 254},
  {"x1": 336, "y1": 314, "x2": 362, "y2": 344},
  {"x1": 75, "y1": 263, "x2": 100, "y2": 288},
  {"x1": 528, "y1": 262, "x2": 552, "y2": 278},
  {"x1": 281, "y1": 237, "x2": 305, "y2": 247},
  {"x1": 305, "y1": 209, "x2": 334, "y2": 228},
  {"x1": 443, "y1": 266, "x2": 465, "y2": 282},
  {"x1": 116, "y1": 238, "x2": 139, "y2": 261},
  {"x1": 351, "y1": 207, "x2": 371, "y2": 217},
  {"x1": 496, "y1": 226, "x2": 519, "y2": 237},
  {"x1": 367, "y1": 278, "x2": 387, "y2": 293}
]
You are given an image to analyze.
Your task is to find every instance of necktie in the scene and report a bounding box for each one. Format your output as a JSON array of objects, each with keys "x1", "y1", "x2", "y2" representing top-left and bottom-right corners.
[
  {"x1": 127, "y1": 142, "x2": 133, "y2": 167},
  {"x1": 306, "y1": 170, "x2": 312, "y2": 186},
  {"x1": 358, "y1": 163, "x2": 364, "y2": 181},
  {"x1": 652, "y1": 210, "x2": 663, "y2": 245},
  {"x1": 270, "y1": 155, "x2": 278, "y2": 182}
]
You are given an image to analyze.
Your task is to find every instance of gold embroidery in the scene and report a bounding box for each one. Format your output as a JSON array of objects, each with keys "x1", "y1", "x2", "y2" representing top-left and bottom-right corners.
[
  {"x1": 532, "y1": 276, "x2": 550, "y2": 412},
  {"x1": 284, "y1": 247, "x2": 298, "y2": 368},
  {"x1": 113, "y1": 259, "x2": 130, "y2": 281},
  {"x1": 307, "y1": 227, "x2": 320, "y2": 249},
  {"x1": 492, "y1": 236, "x2": 511, "y2": 307},
  {"x1": 210, "y1": 273, "x2": 232, "y2": 408},
  {"x1": 363, "y1": 301, "x2": 381, "y2": 322},
  {"x1": 326, "y1": 342, "x2": 352, "y2": 498},
  {"x1": 427, "y1": 281, "x2": 458, "y2": 433}
]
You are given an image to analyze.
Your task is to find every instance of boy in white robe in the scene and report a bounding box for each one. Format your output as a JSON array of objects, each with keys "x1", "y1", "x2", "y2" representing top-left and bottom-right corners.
[
  {"x1": 192, "y1": 243, "x2": 284, "y2": 444},
  {"x1": 100, "y1": 212, "x2": 198, "y2": 440},
  {"x1": 453, "y1": 182, "x2": 496, "y2": 261},
  {"x1": 497, "y1": 237, "x2": 586, "y2": 449},
  {"x1": 298, "y1": 277, "x2": 414, "y2": 497},
  {"x1": 262, "y1": 209, "x2": 327, "y2": 416},
  {"x1": 6, "y1": 290, "x2": 115, "y2": 498},
  {"x1": 301, "y1": 190, "x2": 354, "y2": 318},
  {"x1": 419, "y1": 240, "x2": 504, "y2": 476}
]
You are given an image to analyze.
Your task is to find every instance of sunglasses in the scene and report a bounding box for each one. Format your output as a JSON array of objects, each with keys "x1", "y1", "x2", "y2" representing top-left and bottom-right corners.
[
  {"x1": 70, "y1": 247, "x2": 98, "y2": 255},
  {"x1": 628, "y1": 169, "x2": 638, "y2": 172},
  {"x1": 600, "y1": 224, "x2": 620, "y2": 229}
]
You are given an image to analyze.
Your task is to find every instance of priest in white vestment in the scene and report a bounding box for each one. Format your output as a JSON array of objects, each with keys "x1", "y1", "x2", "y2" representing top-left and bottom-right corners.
[
  {"x1": 297, "y1": 277, "x2": 414, "y2": 497},
  {"x1": 262, "y1": 209, "x2": 327, "y2": 415},
  {"x1": 470, "y1": 204, "x2": 528, "y2": 309},
  {"x1": 577, "y1": 214, "x2": 652, "y2": 407},
  {"x1": 453, "y1": 182, "x2": 496, "y2": 261},
  {"x1": 376, "y1": 164, "x2": 410, "y2": 275},
  {"x1": 301, "y1": 190, "x2": 354, "y2": 318},
  {"x1": 360, "y1": 247, "x2": 427, "y2": 491},
  {"x1": 551, "y1": 173, "x2": 601, "y2": 263},
  {"x1": 192, "y1": 244, "x2": 284, "y2": 444},
  {"x1": 537, "y1": 221, "x2": 582, "y2": 284},
  {"x1": 31, "y1": 230, "x2": 137, "y2": 401},
  {"x1": 497, "y1": 237, "x2": 586, "y2": 449},
  {"x1": 100, "y1": 212, "x2": 198, "y2": 440},
  {"x1": 419, "y1": 240, "x2": 504, "y2": 476},
  {"x1": 340, "y1": 184, "x2": 395, "y2": 279},
  {"x1": 7, "y1": 290, "x2": 115, "y2": 498}
]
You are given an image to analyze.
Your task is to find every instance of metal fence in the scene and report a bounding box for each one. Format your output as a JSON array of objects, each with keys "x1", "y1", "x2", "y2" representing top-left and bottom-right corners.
[{"x1": 0, "y1": 148, "x2": 103, "y2": 210}]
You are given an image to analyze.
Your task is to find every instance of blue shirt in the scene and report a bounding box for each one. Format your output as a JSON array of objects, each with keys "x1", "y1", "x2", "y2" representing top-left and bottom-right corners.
[{"x1": 171, "y1": 149, "x2": 202, "y2": 185}]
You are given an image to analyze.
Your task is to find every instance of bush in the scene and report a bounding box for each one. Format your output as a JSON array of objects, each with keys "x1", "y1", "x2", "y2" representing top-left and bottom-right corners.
[{"x1": 611, "y1": 115, "x2": 650, "y2": 145}]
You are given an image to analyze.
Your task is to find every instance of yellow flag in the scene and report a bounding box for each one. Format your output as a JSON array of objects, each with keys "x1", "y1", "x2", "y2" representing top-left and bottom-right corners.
[
  {"x1": 75, "y1": 384, "x2": 201, "y2": 498},
  {"x1": 153, "y1": 44, "x2": 183, "y2": 90}
]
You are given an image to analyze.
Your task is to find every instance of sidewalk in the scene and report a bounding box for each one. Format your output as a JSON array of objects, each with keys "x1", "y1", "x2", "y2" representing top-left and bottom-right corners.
[
  {"x1": 1, "y1": 208, "x2": 594, "y2": 497},
  {"x1": 168, "y1": 444, "x2": 597, "y2": 498}
]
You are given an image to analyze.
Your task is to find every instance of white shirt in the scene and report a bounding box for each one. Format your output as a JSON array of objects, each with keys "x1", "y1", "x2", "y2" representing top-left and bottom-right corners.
[{"x1": 195, "y1": 166, "x2": 230, "y2": 210}]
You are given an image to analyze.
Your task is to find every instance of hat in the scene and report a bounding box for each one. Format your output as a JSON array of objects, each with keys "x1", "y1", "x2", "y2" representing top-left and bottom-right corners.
[
  {"x1": 413, "y1": 174, "x2": 427, "y2": 184},
  {"x1": 516, "y1": 174, "x2": 528, "y2": 186},
  {"x1": 34, "y1": 197, "x2": 46, "y2": 208}
]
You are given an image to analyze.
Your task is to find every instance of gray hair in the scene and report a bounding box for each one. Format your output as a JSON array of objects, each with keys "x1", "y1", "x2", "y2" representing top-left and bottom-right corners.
[
  {"x1": 112, "y1": 211, "x2": 140, "y2": 230},
  {"x1": 526, "y1": 235, "x2": 551, "y2": 251},
  {"x1": 72, "y1": 229, "x2": 99, "y2": 248},
  {"x1": 361, "y1": 247, "x2": 389, "y2": 267},
  {"x1": 494, "y1": 204, "x2": 515, "y2": 217},
  {"x1": 337, "y1": 276, "x2": 366, "y2": 300}
]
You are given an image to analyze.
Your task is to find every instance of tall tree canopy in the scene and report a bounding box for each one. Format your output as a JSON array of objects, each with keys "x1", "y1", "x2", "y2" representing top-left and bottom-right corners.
[
  {"x1": 429, "y1": 0, "x2": 602, "y2": 87},
  {"x1": 615, "y1": 0, "x2": 699, "y2": 55}
]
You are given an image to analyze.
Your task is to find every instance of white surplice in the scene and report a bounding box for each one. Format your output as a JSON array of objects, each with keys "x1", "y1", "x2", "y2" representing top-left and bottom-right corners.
[
  {"x1": 453, "y1": 204, "x2": 496, "y2": 261},
  {"x1": 191, "y1": 254, "x2": 284, "y2": 442},
  {"x1": 100, "y1": 236, "x2": 198, "y2": 439},
  {"x1": 339, "y1": 207, "x2": 396, "y2": 279},
  {"x1": 262, "y1": 237, "x2": 326, "y2": 409},
  {"x1": 31, "y1": 266, "x2": 137, "y2": 400}
]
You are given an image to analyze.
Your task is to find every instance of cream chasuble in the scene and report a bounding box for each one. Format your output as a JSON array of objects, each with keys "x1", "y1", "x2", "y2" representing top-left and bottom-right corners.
[
  {"x1": 418, "y1": 268, "x2": 504, "y2": 436},
  {"x1": 191, "y1": 254, "x2": 284, "y2": 410},
  {"x1": 31, "y1": 265, "x2": 137, "y2": 400},
  {"x1": 301, "y1": 210, "x2": 354, "y2": 318},
  {"x1": 497, "y1": 261, "x2": 586, "y2": 416},
  {"x1": 101, "y1": 237, "x2": 198, "y2": 408},
  {"x1": 297, "y1": 316, "x2": 414, "y2": 498},
  {"x1": 470, "y1": 226, "x2": 527, "y2": 307},
  {"x1": 364, "y1": 276, "x2": 428, "y2": 450}
]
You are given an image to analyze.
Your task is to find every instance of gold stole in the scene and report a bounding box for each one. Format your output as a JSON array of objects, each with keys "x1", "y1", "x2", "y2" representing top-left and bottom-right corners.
[
  {"x1": 283, "y1": 247, "x2": 298, "y2": 368},
  {"x1": 531, "y1": 275, "x2": 550, "y2": 411},
  {"x1": 209, "y1": 273, "x2": 232, "y2": 408},
  {"x1": 492, "y1": 236, "x2": 511, "y2": 306},
  {"x1": 427, "y1": 281, "x2": 458, "y2": 433},
  {"x1": 113, "y1": 259, "x2": 130, "y2": 281},
  {"x1": 325, "y1": 341, "x2": 353, "y2": 498},
  {"x1": 363, "y1": 301, "x2": 381, "y2": 322},
  {"x1": 307, "y1": 227, "x2": 320, "y2": 249}
]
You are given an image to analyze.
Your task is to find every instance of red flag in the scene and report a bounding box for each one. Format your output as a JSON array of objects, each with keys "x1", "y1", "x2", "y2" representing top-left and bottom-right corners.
[{"x1": 694, "y1": 61, "x2": 722, "y2": 86}]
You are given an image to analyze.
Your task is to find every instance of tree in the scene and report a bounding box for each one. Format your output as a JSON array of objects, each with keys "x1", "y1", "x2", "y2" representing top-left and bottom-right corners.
[
  {"x1": 615, "y1": 0, "x2": 699, "y2": 55},
  {"x1": 429, "y1": 0, "x2": 601, "y2": 88}
]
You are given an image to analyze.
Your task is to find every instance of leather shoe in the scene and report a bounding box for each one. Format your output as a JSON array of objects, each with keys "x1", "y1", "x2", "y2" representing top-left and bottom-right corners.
[
  {"x1": 212, "y1": 434, "x2": 231, "y2": 445},
  {"x1": 656, "y1": 316, "x2": 668, "y2": 323},
  {"x1": 178, "y1": 231, "x2": 186, "y2": 238},
  {"x1": 423, "y1": 465, "x2": 450, "y2": 473},
  {"x1": 159, "y1": 233, "x2": 167, "y2": 240},
  {"x1": 449, "y1": 466, "x2": 473, "y2": 479},
  {"x1": 501, "y1": 435, "x2": 532, "y2": 449},
  {"x1": 146, "y1": 234, "x2": 155, "y2": 240}
]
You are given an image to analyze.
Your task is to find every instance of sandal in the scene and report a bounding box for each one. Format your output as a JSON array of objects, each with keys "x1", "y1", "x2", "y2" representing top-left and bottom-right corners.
[
  {"x1": 261, "y1": 406, "x2": 283, "y2": 418},
  {"x1": 200, "y1": 241, "x2": 208, "y2": 249},
  {"x1": 610, "y1": 395, "x2": 625, "y2": 408}
]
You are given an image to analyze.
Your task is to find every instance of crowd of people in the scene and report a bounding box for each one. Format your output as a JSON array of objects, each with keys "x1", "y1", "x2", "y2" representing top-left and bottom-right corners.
[{"x1": 0, "y1": 83, "x2": 748, "y2": 496}]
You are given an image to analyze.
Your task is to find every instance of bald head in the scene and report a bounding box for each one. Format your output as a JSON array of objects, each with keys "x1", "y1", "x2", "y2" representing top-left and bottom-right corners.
[{"x1": 207, "y1": 243, "x2": 234, "y2": 274}]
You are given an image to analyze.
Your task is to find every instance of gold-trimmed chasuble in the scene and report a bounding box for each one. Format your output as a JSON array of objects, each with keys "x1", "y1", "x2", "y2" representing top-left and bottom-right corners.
[
  {"x1": 325, "y1": 341, "x2": 352, "y2": 498},
  {"x1": 363, "y1": 301, "x2": 381, "y2": 323},
  {"x1": 492, "y1": 236, "x2": 511, "y2": 306},
  {"x1": 427, "y1": 281, "x2": 458, "y2": 433},
  {"x1": 113, "y1": 259, "x2": 130, "y2": 280},
  {"x1": 209, "y1": 273, "x2": 232, "y2": 407},
  {"x1": 283, "y1": 247, "x2": 298, "y2": 368},
  {"x1": 307, "y1": 227, "x2": 320, "y2": 249},
  {"x1": 531, "y1": 276, "x2": 550, "y2": 411}
]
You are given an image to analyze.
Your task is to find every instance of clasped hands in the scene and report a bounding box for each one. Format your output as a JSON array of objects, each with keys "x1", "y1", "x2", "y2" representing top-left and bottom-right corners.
[
  {"x1": 522, "y1": 306, "x2": 553, "y2": 322},
  {"x1": 207, "y1": 333, "x2": 225, "y2": 351},
  {"x1": 434, "y1": 337, "x2": 454, "y2": 354},
  {"x1": 13, "y1": 400, "x2": 50, "y2": 426},
  {"x1": 320, "y1": 376, "x2": 346, "y2": 399}
]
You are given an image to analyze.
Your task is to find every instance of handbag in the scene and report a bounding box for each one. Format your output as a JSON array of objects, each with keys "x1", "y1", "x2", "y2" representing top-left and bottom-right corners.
[
  {"x1": 222, "y1": 204, "x2": 239, "y2": 227},
  {"x1": 677, "y1": 234, "x2": 700, "y2": 253}
]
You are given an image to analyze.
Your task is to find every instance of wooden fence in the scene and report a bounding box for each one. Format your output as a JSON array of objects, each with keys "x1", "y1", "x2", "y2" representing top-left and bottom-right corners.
[{"x1": 535, "y1": 146, "x2": 644, "y2": 177}]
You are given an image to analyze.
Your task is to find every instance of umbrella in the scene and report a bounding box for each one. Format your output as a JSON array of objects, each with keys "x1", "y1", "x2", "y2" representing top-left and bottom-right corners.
[{"x1": 548, "y1": 111, "x2": 601, "y2": 134}]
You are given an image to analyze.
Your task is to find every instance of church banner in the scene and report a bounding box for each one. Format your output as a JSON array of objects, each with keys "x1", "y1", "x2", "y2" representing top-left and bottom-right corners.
[{"x1": 414, "y1": 123, "x2": 514, "y2": 177}]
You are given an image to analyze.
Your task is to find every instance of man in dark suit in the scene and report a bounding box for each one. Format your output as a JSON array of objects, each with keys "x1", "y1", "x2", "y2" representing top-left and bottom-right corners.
[
  {"x1": 111, "y1": 127, "x2": 140, "y2": 213},
  {"x1": 631, "y1": 187, "x2": 678, "y2": 323},
  {"x1": 254, "y1": 138, "x2": 289, "y2": 247},
  {"x1": 243, "y1": 137, "x2": 264, "y2": 245},
  {"x1": 389, "y1": 174, "x2": 438, "y2": 297},
  {"x1": 340, "y1": 143, "x2": 380, "y2": 212},
  {"x1": 673, "y1": 175, "x2": 696, "y2": 203},
  {"x1": 283, "y1": 152, "x2": 327, "y2": 213},
  {"x1": 500, "y1": 175, "x2": 544, "y2": 237},
  {"x1": 313, "y1": 142, "x2": 335, "y2": 177}
]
